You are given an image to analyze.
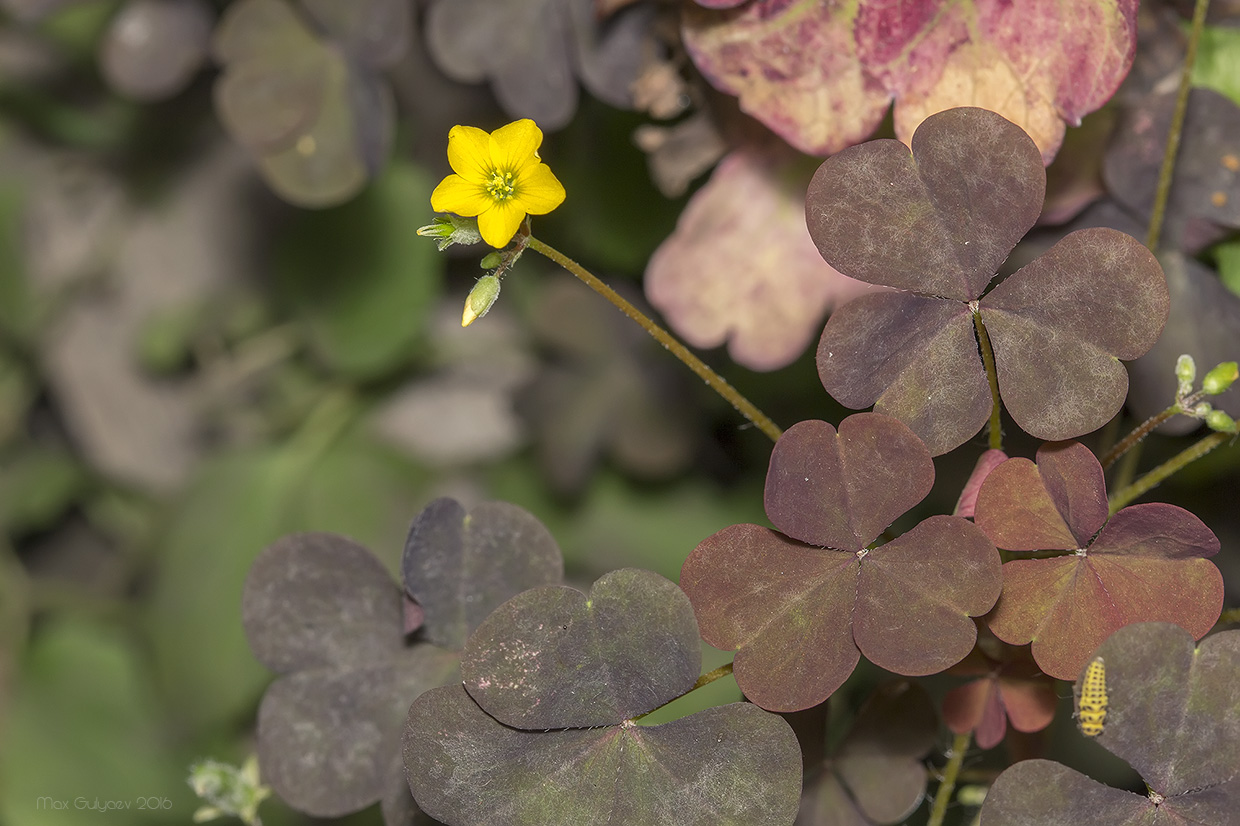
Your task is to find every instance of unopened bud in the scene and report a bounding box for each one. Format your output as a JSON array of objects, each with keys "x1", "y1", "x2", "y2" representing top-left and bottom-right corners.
[
  {"x1": 462, "y1": 275, "x2": 501, "y2": 327},
  {"x1": 480, "y1": 252, "x2": 503, "y2": 269},
  {"x1": 1175, "y1": 354, "x2": 1196, "y2": 397},
  {"x1": 1202, "y1": 361, "x2": 1238, "y2": 395},
  {"x1": 1206, "y1": 409, "x2": 1237, "y2": 432},
  {"x1": 1193, "y1": 401, "x2": 1213, "y2": 418},
  {"x1": 416, "y1": 215, "x2": 482, "y2": 250}
]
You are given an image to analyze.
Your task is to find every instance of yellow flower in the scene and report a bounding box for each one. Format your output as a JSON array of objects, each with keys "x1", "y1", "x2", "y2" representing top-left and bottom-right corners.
[{"x1": 430, "y1": 119, "x2": 566, "y2": 248}]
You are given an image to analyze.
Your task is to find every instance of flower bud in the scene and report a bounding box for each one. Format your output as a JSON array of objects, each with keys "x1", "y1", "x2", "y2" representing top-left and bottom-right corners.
[
  {"x1": 1174, "y1": 354, "x2": 1196, "y2": 397},
  {"x1": 1206, "y1": 409, "x2": 1237, "y2": 433},
  {"x1": 1192, "y1": 401, "x2": 1213, "y2": 418},
  {"x1": 416, "y1": 215, "x2": 482, "y2": 250},
  {"x1": 462, "y1": 275, "x2": 501, "y2": 327},
  {"x1": 1202, "y1": 361, "x2": 1238, "y2": 395},
  {"x1": 480, "y1": 252, "x2": 503, "y2": 269}
]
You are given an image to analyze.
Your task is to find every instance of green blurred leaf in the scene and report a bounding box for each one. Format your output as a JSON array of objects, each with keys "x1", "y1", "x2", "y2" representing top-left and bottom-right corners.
[
  {"x1": 538, "y1": 102, "x2": 684, "y2": 274},
  {"x1": 485, "y1": 459, "x2": 767, "y2": 582},
  {"x1": 0, "y1": 618, "x2": 193, "y2": 826},
  {"x1": 0, "y1": 186, "x2": 35, "y2": 342},
  {"x1": 0, "y1": 446, "x2": 88, "y2": 534},
  {"x1": 146, "y1": 428, "x2": 428, "y2": 732},
  {"x1": 275, "y1": 160, "x2": 444, "y2": 378},
  {"x1": 1217, "y1": 238, "x2": 1240, "y2": 297},
  {"x1": 1192, "y1": 25, "x2": 1240, "y2": 107},
  {"x1": 0, "y1": 349, "x2": 33, "y2": 447}
]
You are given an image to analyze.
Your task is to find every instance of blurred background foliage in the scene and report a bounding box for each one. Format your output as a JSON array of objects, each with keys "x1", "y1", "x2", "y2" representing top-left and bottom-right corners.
[{"x1": 0, "y1": 2, "x2": 1237, "y2": 826}]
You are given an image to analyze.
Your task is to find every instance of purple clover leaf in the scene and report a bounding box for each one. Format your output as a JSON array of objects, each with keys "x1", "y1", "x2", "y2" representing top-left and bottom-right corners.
[
  {"x1": 807, "y1": 107, "x2": 1168, "y2": 454},
  {"x1": 799, "y1": 681, "x2": 938, "y2": 825},
  {"x1": 403, "y1": 569, "x2": 803, "y2": 826},
  {"x1": 241, "y1": 498, "x2": 562, "y2": 823},
  {"x1": 979, "y1": 623, "x2": 1240, "y2": 825},
  {"x1": 973, "y1": 441, "x2": 1223, "y2": 680},
  {"x1": 680, "y1": 413, "x2": 1002, "y2": 712}
]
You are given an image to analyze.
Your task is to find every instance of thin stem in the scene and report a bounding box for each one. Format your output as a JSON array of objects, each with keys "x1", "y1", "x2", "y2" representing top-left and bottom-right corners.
[
  {"x1": 1108, "y1": 431, "x2": 1230, "y2": 513},
  {"x1": 1146, "y1": 0, "x2": 1211, "y2": 251},
  {"x1": 1100, "y1": 405, "x2": 1178, "y2": 469},
  {"x1": 928, "y1": 731, "x2": 972, "y2": 826},
  {"x1": 1216, "y1": 607, "x2": 1240, "y2": 627},
  {"x1": 691, "y1": 661, "x2": 735, "y2": 691},
  {"x1": 526, "y1": 235, "x2": 782, "y2": 443},
  {"x1": 631, "y1": 662, "x2": 734, "y2": 722},
  {"x1": 1112, "y1": 440, "x2": 1144, "y2": 495},
  {"x1": 973, "y1": 310, "x2": 1003, "y2": 450}
]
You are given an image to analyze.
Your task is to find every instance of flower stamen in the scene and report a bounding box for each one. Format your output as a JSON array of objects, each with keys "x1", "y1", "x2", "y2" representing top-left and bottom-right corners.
[{"x1": 486, "y1": 170, "x2": 516, "y2": 201}]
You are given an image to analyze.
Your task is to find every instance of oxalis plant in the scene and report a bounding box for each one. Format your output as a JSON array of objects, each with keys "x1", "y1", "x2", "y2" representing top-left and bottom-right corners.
[{"x1": 233, "y1": 55, "x2": 1240, "y2": 826}]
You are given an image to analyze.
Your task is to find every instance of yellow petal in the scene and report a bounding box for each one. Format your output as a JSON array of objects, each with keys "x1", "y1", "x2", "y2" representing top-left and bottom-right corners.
[
  {"x1": 514, "y1": 163, "x2": 566, "y2": 215},
  {"x1": 476, "y1": 201, "x2": 525, "y2": 248},
  {"x1": 446, "y1": 125, "x2": 493, "y2": 182},
  {"x1": 431, "y1": 174, "x2": 492, "y2": 217},
  {"x1": 489, "y1": 119, "x2": 543, "y2": 176}
]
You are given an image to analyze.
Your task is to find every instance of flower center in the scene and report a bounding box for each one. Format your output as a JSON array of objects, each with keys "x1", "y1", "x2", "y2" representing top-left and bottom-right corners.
[{"x1": 486, "y1": 169, "x2": 516, "y2": 201}]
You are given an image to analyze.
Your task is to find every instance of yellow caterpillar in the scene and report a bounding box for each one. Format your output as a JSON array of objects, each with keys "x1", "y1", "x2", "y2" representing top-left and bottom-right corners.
[{"x1": 1077, "y1": 657, "x2": 1108, "y2": 737}]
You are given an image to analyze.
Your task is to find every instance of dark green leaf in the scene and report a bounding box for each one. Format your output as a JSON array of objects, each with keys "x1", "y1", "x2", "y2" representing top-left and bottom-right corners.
[
  {"x1": 461, "y1": 569, "x2": 699, "y2": 729},
  {"x1": 403, "y1": 684, "x2": 802, "y2": 826},
  {"x1": 401, "y1": 498, "x2": 563, "y2": 651},
  {"x1": 275, "y1": 160, "x2": 444, "y2": 378}
]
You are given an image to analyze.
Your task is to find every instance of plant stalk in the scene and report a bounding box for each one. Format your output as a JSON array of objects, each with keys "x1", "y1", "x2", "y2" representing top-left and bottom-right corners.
[
  {"x1": 928, "y1": 731, "x2": 972, "y2": 826},
  {"x1": 526, "y1": 235, "x2": 783, "y2": 443},
  {"x1": 1100, "y1": 405, "x2": 1178, "y2": 469},
  {"x1": 631, "y1": 662, "x2": 735, "y2": 722},
  {"x1": 1108, "y1": 431, "x2": 1230, "y2": 513},
  {"x1": 1216, "y1": 607, "x2": 1240, "y2": 627},
  {"x1": 1146, "y1": 0, "x2": 1211, "y2": 251},
  {"x1": 972, "y1": 310, "x2": 1003, "y2": 450}
]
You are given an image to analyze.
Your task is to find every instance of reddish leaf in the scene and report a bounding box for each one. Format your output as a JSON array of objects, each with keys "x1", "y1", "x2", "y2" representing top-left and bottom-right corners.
[
  {"x1": 686, "y1": 0, "x2": 1137, "y2": 161},
  {"x1": 682, "y1": 414, "x2": 1000, "y2": 711},
  {"x1": 763, "y1": 416, "x2": 933, "y2": 551},
  {"x1": 943, "y1": 678, "x2": 1007, "y2": 749},
  {"x1": 816, "y1": 292, "x2": 991, "y2": 456},
  {"x1": 986, "y1": 502, "x2": 1223, "y2": 679},
  {"x1": 855, "y1": 0, "x2": 1138, "y2": 161},
  {"x1": 854, "y1": 515, "x2": 1001, "y2": 675},
  {"x1": 942, "y1": 638, "x2": 1055, "y2": 749},
  {"x1": 682, "y1": 0, "x2": 891, "y2": 156},
  {"x1": 682, "y1": 523, "x2": 861, "y2": 712},
  {"x1": 952, "y1": 448, "x2": 1007, "y2": 518},
  {"x1": 980, "y1": 228, "x2": 1169, "y2": 440},
  {"x1": 974, "y1": 442, "x2": 1107, "y2": 550},
  {"x1": 646, "y1": 148, "x2": 881, "y2": 371}
]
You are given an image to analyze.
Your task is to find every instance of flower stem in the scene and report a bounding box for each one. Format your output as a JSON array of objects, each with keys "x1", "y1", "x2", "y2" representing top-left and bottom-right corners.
[
  {"x1": 1100, "y1": 405, "x2": 1180, "y2": 470},
  {"x1": 928, "y1": 731, "x2": 972, "y2": 826},
  {"x1": 630, "y1": 661, "x2": 735, "y2": 722},
  {"x1": 1146, "y1": 0, "x2": 1210, "y2": 251},
  {"x1": 973, "y1": 310, "x2": 1003, "y2": 450},
  {"x1": 1108, "y1": 430, "x2": 1231, "y2": 513},
  {"x1": 1216, "y1": 607, "x2": 1240, "y2": 627},
  {"x1": 690, "y1": 661, "x2": 735, "y2": 691},
  {"x1": 526, "y1": 235, "x2": 783, "y2": 443}
]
